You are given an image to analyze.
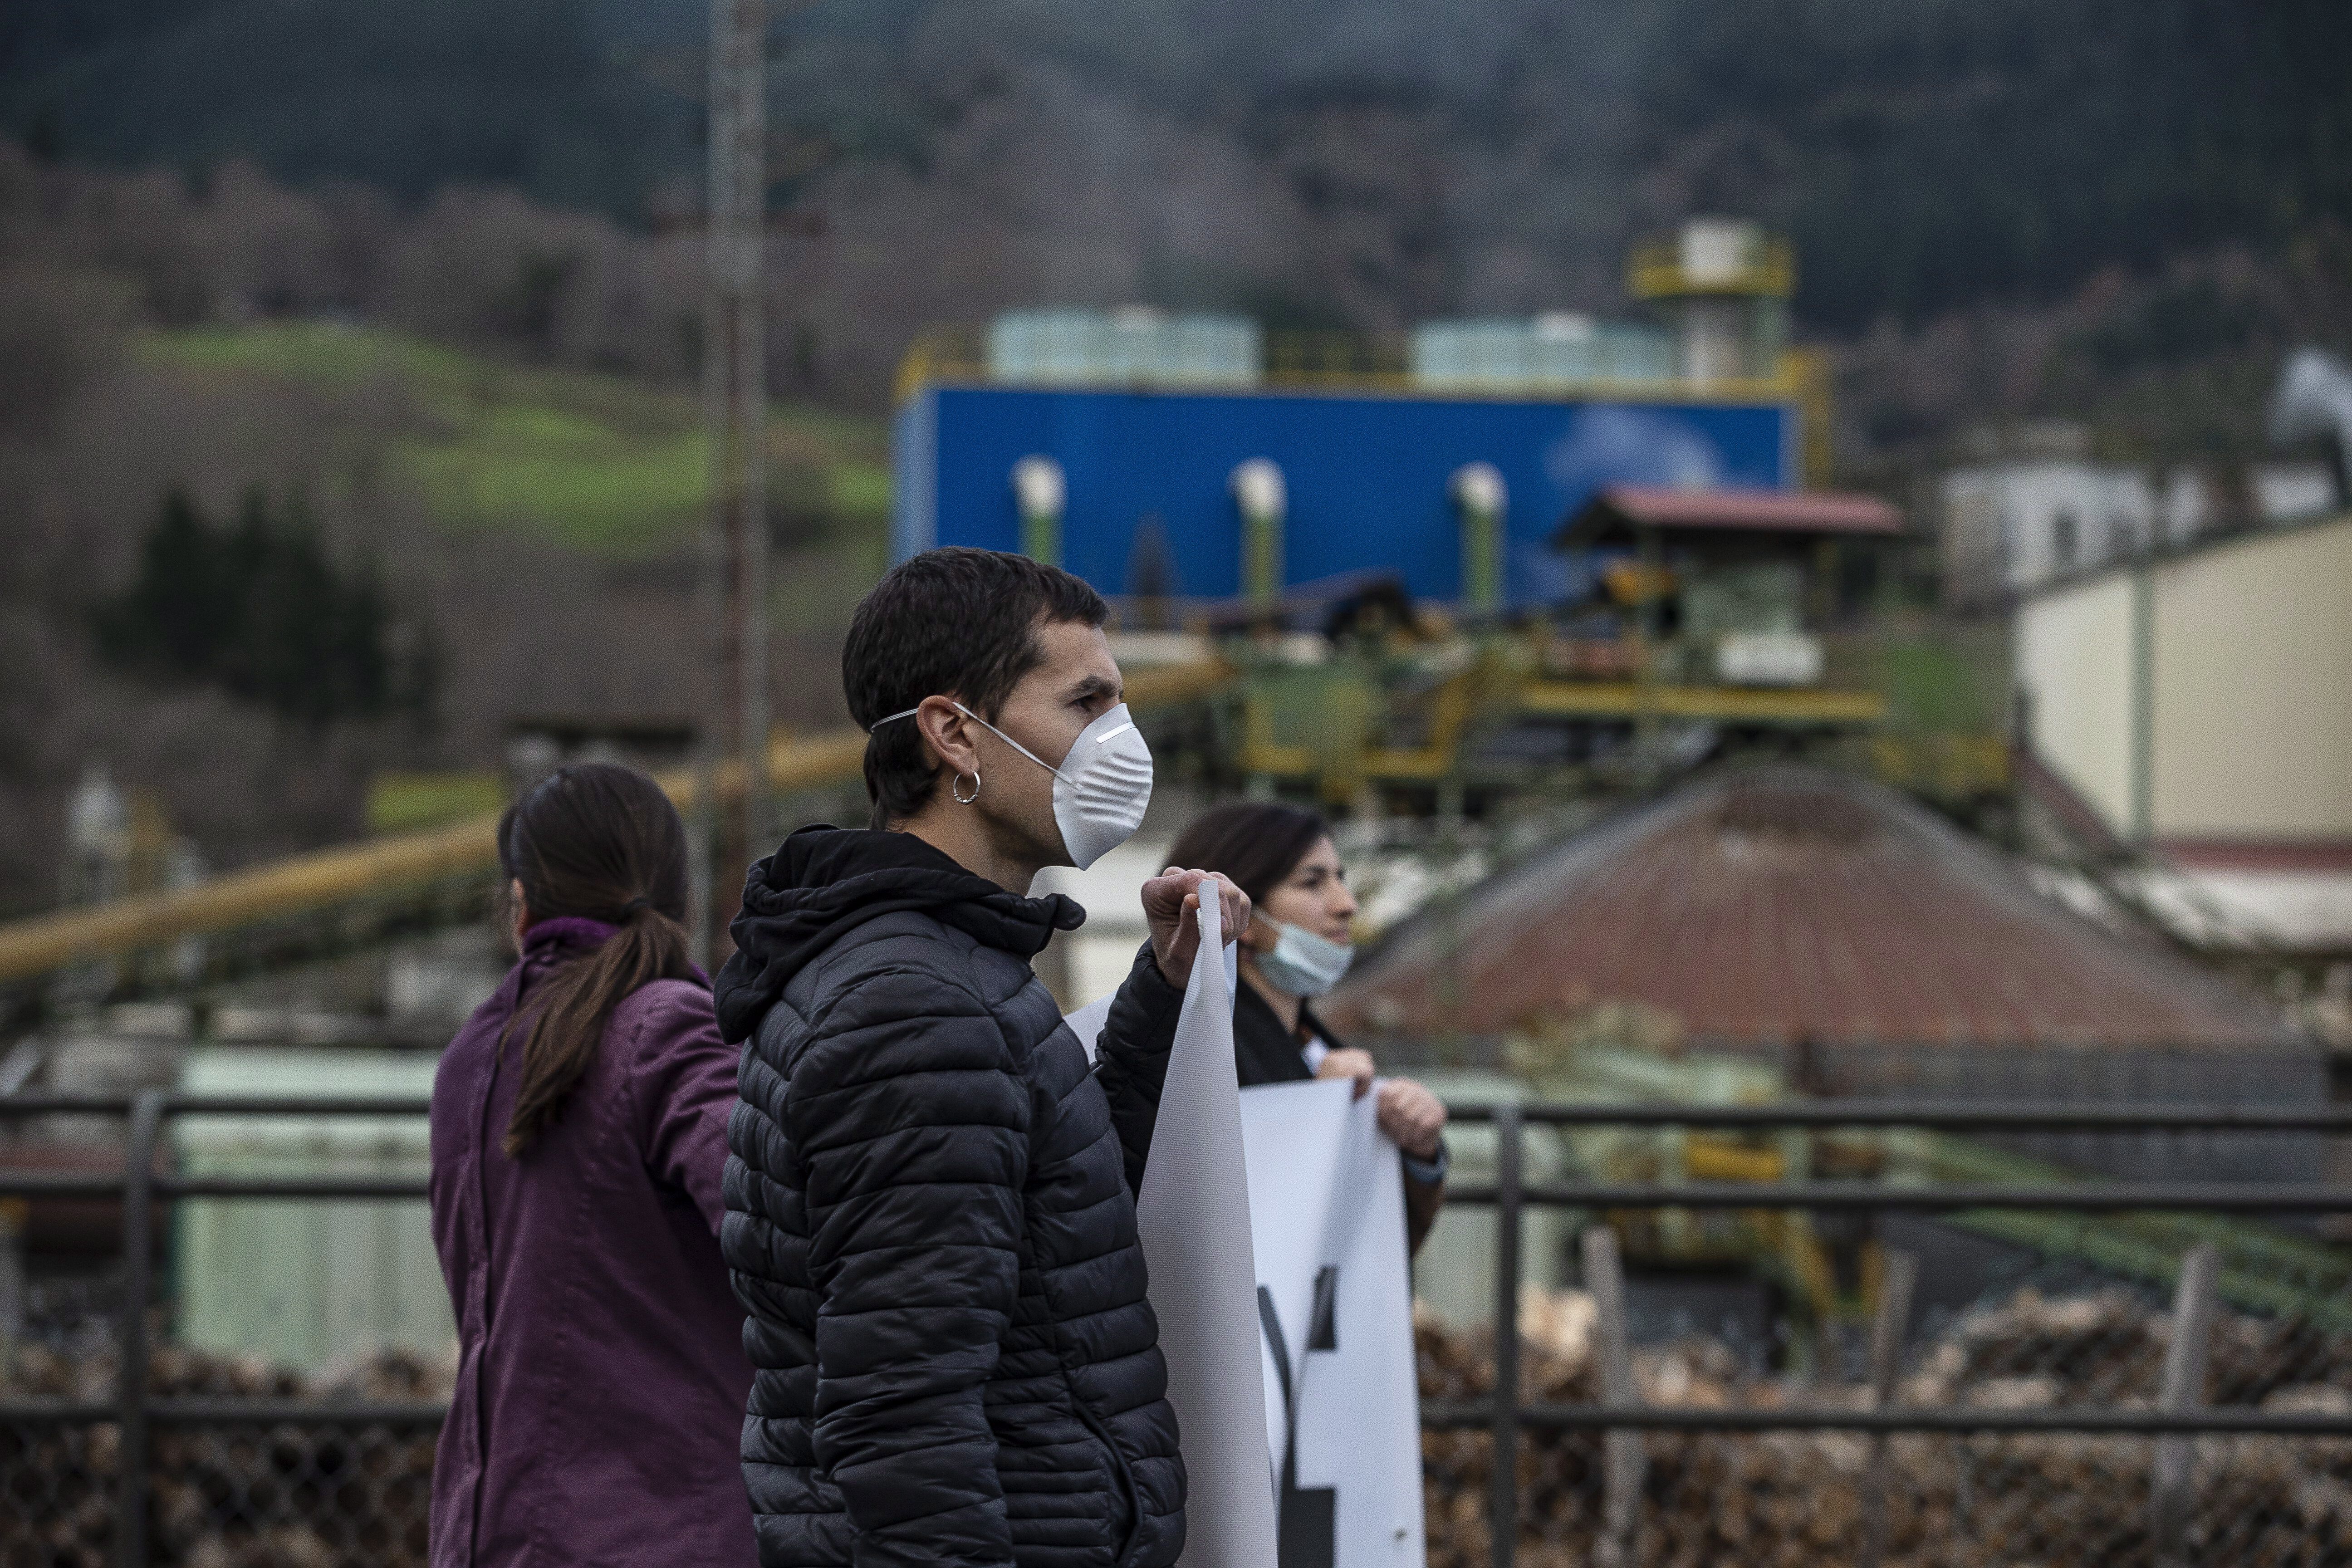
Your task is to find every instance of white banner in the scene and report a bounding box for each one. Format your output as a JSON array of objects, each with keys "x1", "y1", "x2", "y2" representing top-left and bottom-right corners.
[
  {"x1": 1127, "y1": 900, "x2": 1280, "y2": 1568},
  {"x1": 1071, "y1": 946, "x2": 1426, "y2": 1568},
  {"x1": 1242, "y1": 1080, "x2": 1427, "y2": 1568}
]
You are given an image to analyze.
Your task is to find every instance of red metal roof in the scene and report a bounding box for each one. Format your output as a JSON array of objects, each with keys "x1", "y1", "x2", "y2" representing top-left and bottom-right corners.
[
  {"x1": 1560, "y1": 485, "x2": 1905, "y2": 544},
  {"x1": 1324, "y1": 769, "x2": 2292, "y2": 1049}
]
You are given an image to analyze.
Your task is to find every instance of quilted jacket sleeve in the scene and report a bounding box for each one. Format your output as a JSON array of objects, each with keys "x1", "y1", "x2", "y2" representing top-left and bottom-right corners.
[
  {"x1": 784, "y1": 964, "x2": 1031, "y2": 1568},
  {"x1": 1089, "y1": 942, "x2": 1185, "y2": 1197}
]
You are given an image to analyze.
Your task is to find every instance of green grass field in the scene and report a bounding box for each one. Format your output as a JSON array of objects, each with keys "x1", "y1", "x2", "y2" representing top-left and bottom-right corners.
[
  {"x1": 1873, "y1": 620, "x2": 2012, "y2": 736},
  {"x1": 141, "y1": 322, "x2": 891, "y2": 558},
  {"x1": 364, "y1": 770, "x2": 507, "y2": 834},
  {"x1": 140, "y1": 323, "x2": 899, "y2": 834}
]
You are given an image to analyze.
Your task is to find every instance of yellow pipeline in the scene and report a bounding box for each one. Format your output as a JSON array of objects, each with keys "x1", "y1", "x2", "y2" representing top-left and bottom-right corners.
[{"x1": 0, "y1": 660, "x2": 1233, "y2": 984}]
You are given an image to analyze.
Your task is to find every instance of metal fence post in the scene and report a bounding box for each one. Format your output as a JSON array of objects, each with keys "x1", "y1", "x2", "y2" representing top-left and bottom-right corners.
[
  {"x1": 1490, "y1": 1102, "x2": 1521, "y2": 1568},
  {"x1": 1583, "y1": 1225, "x2": 1642, "y2": 1568},
  {"x1": 118, "y1": 1087, "x2": 164, "y2": 1568},
  {"x1": 1860, "y1": 1248, "x2": 1920, "y2": 1568},
  {"x1": 2152, "y1": 1242, "x2": 2220, "y2": 1568}
]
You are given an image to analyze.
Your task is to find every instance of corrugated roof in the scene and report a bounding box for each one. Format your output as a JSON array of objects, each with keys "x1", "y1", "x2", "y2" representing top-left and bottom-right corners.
[
  {"x1": 1558, "y1": 485, "x2": 1905, "y2": 545},
  {"x1": 1325, "y1": 769, "x2": 2293, "y2": 1049}
]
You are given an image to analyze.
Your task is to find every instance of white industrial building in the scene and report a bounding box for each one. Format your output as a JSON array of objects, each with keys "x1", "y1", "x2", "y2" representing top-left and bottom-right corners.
[{"x1": 1940, "y1": 424, "x2": 2338, "y2": 608}]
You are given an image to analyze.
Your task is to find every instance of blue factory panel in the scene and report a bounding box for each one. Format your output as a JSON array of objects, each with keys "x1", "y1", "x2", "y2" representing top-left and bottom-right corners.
[{"x1": 896, "y1": 384, "x2": 1795, "y2": 604}]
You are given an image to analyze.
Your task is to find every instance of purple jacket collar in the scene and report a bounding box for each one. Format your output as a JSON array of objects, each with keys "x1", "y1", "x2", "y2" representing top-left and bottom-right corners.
[{"x1": 520, "y1": 916, "x2": 713, "y2": 986}]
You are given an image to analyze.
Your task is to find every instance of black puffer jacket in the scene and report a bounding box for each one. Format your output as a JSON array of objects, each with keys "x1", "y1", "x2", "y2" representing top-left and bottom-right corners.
[{"x1": 715, "y1": 827, "x2": 1186, "y2": 1568}]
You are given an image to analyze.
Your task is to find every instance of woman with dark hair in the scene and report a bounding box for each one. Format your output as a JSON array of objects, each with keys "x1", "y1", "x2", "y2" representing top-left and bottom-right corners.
[
  {"x1": 427, "y1": 763, "x2": 752, "y2": 1567},
  {"x1": 1165, "y1": 800, "x2": 1449, "y2": 1253}
]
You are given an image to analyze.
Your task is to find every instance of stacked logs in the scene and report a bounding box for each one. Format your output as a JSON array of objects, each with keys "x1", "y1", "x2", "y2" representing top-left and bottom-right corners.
[
  {"x1": 5, "y1": 1284, "x2": 2347, "y2": 1567},
  {"x1": 1, "y1": 1341, "x2": 449, "y2": 1568},
  {"x1": 1419, "y1": 1286, "x2": 2352, "y2": 1568}
]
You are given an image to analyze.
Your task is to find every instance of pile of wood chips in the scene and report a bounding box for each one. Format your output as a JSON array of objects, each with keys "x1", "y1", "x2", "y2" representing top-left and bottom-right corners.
[{"x1": 1419, "y1": 1286, "x2": 2352, "y2": 1568}]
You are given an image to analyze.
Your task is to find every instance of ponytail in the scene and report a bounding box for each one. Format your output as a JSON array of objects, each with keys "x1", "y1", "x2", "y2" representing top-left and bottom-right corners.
[
  {"x1": 493, "y1": 764, "x2": 701, "y2": 1157},
  {"x1": 499, "y1": 903, "x2": 700, "y2": 1155}
]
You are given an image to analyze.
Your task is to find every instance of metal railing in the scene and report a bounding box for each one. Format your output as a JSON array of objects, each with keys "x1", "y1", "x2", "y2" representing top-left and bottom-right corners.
[
  {"x1": 1439, "y1": 1101, "x2": 2352, "y2": 1568},
  {"x1": 1, "y1": 1091, "x2": 448, "y2": 1567},
  {"x1": 3, "y1": 1092, "x2": 2349, "y2": 1568}
]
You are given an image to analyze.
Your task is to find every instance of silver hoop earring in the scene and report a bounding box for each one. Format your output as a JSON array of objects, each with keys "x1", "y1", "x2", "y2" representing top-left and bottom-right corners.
[{"x1": 952, "y1": 770, "x2": 981, "y2": 805}]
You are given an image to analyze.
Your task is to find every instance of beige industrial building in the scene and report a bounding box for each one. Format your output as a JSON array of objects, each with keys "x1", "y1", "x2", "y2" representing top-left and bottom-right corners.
[{"x1": 2014, "y1": 512, "x2": 2352, "y2": 950}]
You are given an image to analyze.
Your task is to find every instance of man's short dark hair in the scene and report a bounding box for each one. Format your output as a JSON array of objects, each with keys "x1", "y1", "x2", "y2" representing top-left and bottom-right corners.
[{"x1": 844, "y1": 547, "x2": 1109, "y2": 827}]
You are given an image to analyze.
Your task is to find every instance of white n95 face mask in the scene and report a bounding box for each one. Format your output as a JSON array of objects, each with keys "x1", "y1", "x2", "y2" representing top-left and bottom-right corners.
[
  {"x1": 1253, "y1": 919, "x2": 1354, "y2": 998},
  {"x1": 869, "y1": 700, "x2": 1154, "y2": 869}
]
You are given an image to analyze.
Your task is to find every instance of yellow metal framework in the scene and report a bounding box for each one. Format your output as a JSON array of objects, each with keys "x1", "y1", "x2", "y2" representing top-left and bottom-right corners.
[
  {"x1": 1238, "y1": 666, "x2": 1489, "y2": 795},
  {"x1": 1625, "y1": 236, "x2": 1797, "y2": 301},
  {"x1": 1519, "y1": 679, "x2": 1887, "y2": 725},
  {"x1": 0, "y1": 662, "x2": 1234, "y2": 986},
  {"x1": 1869, "y1": 733, "x2": 2013, "y2": 800},
  {"x1": 1236, "y1": 650, "x2": 1895, "y2": 800}
]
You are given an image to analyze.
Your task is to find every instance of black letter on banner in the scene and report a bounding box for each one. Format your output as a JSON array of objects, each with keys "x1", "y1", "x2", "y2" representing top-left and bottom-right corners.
[{"x1": 1258, "y1": 1267, "x2": 1339, "y2": 1568}]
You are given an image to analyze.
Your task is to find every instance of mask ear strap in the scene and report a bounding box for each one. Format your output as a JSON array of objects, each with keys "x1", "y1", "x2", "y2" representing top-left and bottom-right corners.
[{"x1": 952, "y1": 701, "x2": 1069, "y2": 781}]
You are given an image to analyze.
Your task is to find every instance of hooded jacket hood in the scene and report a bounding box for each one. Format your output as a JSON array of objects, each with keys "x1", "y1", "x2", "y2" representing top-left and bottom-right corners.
[{"x1": 713, "y1": 824, "x2": 1084, "y2": 1043}]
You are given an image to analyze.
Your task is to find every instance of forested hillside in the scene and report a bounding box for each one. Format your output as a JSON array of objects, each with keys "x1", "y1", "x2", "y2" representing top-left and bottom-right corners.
[
  {"x1": 7, "y1": 0, "x2": 2348, "y2": 335},
  {"x1": 0, "y1": 148, "x2": 887, "y2": 914}
]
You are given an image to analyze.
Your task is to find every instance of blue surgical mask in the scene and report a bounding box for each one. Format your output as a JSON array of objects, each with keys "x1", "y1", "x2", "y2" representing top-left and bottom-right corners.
[{"x1": 1253, "y1": 919, "x2": 1354, "y2": 999}]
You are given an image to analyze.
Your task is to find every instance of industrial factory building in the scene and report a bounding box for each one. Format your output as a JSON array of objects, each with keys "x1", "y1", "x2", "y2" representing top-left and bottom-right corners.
[{"x1": 892, "y1": 219, "x2": 1826, "y2": 610}]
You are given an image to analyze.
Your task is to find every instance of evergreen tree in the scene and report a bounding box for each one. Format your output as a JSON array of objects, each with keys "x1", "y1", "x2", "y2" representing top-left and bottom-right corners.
[{"x1": 94, "y1": 487, "x2": 434, "y2": 728}]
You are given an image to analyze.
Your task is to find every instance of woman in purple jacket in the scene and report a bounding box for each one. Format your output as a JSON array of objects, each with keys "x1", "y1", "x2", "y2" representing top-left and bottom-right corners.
[{"x1": 428, "y1": 763, "x2": 753, "y2": 1567}]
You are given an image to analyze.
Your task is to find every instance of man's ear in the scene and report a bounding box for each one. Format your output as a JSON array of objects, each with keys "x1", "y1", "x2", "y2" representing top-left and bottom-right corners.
[{"x1": 914, "y1": 694, "x2": 980, "y2": 779}]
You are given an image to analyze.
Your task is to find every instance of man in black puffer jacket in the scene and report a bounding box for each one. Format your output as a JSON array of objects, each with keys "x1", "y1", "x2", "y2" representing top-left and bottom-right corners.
[{"x1": 715, "y1": 549, "x2": 1248, "y2": 1568}]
